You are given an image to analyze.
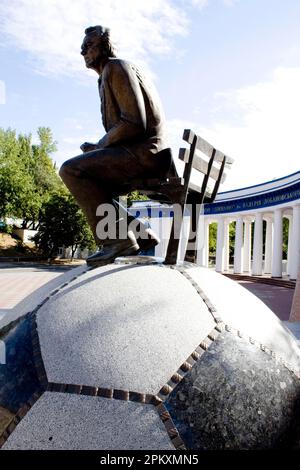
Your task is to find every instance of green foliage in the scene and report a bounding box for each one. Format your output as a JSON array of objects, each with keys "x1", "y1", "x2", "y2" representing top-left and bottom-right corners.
[
  {"x1": 209, "y1": 222, "x2": 217, "y2": 256},
  {"x1": 282, "y1": 217, "x2": 289, "y2": 259},
  {"x1": 0, "y1": 127, "x2": 62, "y2": 226},
  {"x1": 0, "y1": 126, "x2": 95, "y2": 258},
  {"x1": 31, "y1": 127, "x2": 61, "y2": 196},
  {"x1": 228, "y1": 221, "x2": 236, "y2": 262},
  {"x1": 0, "y1": 220, "x2": 12, "y2": 234},
  {"x1": 126, "y1": 190, "x2": 149, "y2": 207},
  {"x1": 34, "y1": 192, "x2": 96, "y2": 258},
  {"x1": 209, "y1": 218, "x2": 290, "y2": 265},
  {"x1": 209, "y1": 221, "x2": 236, "y2": 263},
  {"x1": 0, "y1": 128, "x2": 26, "y2": 218}
]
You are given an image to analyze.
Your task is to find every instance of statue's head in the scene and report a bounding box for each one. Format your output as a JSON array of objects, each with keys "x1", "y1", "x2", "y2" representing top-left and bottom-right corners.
[{"x1": 81, "y1": 25, "x2": 116, "y2": 71}]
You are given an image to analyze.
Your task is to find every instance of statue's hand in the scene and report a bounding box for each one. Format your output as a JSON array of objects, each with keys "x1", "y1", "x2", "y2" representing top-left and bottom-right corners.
[{"x1": 80, "y1": 142, "x2": 99, "y2": 153}]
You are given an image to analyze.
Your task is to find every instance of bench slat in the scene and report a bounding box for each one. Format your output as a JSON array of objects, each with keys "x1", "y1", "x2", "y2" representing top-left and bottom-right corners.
[
  {"x1": 183, "y1": 129, "x2": 234, "y2": 165},
  {"x1": 188, "y1": 181, "x2": 212, "y2": 197},
  {"x1": 178, "y1": 148, "x2": 226, "y2": 183}
]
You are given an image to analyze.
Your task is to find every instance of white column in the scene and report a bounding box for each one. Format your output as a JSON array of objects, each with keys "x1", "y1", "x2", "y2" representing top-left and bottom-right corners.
[
  {"x1": 234, "y1": 216, "x2": 244, "y2": 274},
  {"x1": 223, "y1": 221, "x2": 230, "y2": 272},
  {"x1": 215, "y1": 218, "x2": 225, "y2": 272},
  {"x1": 252, "y1": 212, "x2": 263, "y2": 276},
  {"x1": 287, "y1": 215, "x2": 293, "y2": 275},
  {"x1": 264, "y1": 218, "x2": 273, "y2": 274},
  {"x1": 272, "y1": 208, "x2": 283, "y2": 278},
  {"x1": 290, "y1": 205, "x2": 300, "y2": 280},
  {"x1": 243, "y1": 220, "x2": 252, "y2": 272},
  {"x1": 197, "y1": 220, "x2": 209, "y2": 267}
]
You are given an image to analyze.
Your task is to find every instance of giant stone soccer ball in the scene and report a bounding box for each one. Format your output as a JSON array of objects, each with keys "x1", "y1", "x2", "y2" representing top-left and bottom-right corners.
[{"x1": 1, "y1": 258, "x2": 300, "y2": 450}]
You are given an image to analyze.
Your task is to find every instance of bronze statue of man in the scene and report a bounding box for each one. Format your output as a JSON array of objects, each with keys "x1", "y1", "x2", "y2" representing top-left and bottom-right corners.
[{"x1": 59, "y1": 25, "x2": 172, "y2": 264}]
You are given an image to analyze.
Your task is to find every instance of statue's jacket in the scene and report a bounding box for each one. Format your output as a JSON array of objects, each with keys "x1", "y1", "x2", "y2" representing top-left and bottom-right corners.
[{"x1": 97, "y1": 58, "x2": 168, "y2": 171}]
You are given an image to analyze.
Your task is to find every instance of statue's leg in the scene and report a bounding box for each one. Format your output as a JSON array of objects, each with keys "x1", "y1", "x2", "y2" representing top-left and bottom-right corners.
[
  {"x1": 59, "y1": 146, "x2": 146, "y2": 245},
  {"x1": 59, "y1": 154, "x2": 109, "y2": 243}
]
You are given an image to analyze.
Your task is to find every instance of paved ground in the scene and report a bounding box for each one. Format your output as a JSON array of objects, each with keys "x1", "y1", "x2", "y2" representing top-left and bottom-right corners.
[
  {"x1": 0, "y1": 269, "x2": 60, "y2": 309},
  {"x1": 238, "y1": 280, "x2": 300, "y2": 340},
  {"x1": 0, "y1": 263, "x2": 73, "y2": 309},
  {"x1": 0, "y1": 263, "x2": 86, "y2": 328},
  {"x1": 237, "y1": 281, "x2": 294, "y2": 321}
]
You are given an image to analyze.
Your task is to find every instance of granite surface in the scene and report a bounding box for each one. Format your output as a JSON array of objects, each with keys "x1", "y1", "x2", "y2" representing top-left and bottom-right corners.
[
  {"x1": 37, "y1": 264, "x2": 215, "y2": 394},
  {"x1": 186, "y1": 266, "x2": 300, "y2": 371},
  {"x1": 3, "y1": 392, "x2": 174, "y2": 450},
  {"x1": 165, "y1": 331, "x2": 300, "y2": 450},
  {"x1": 0, "y1": 315, "x2": 40, "y2": 414}
]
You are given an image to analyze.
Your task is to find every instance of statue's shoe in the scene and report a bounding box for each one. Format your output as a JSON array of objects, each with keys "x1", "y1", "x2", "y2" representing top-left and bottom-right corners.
[
  {"x1": 137, "y1": 228, "x2": 160, "y2": 252},
  {"x1": 86, "y1": 240, "x2": 139, "y2": 266}
]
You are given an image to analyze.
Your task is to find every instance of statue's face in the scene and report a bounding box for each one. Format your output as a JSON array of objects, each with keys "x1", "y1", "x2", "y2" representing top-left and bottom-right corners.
[{"x1": 81, "y1": 33, "x2": 103, "y2": 70}]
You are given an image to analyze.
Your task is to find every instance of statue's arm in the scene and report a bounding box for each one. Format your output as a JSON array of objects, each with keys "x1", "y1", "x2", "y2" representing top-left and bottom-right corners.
[{"x1": 97, "y1": 61, "x2": 147, "y2": 148}]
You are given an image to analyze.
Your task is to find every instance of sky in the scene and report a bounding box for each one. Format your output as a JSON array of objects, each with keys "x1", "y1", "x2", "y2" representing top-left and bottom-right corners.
[{"x1": 1, "y1": 0, "x2": 300, "y2": 190}]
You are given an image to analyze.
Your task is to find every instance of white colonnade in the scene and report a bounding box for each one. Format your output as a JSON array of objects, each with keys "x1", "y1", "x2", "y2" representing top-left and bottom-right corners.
[
  {"x1": 130, "y1": 171, "x2": 300, "y2": 280},
  {"x1": 206, "y1": 203, "x2": 300, "y2": 279},
  {"x1": 200, "y1": 169, "x2": 300, "y2": 280}
]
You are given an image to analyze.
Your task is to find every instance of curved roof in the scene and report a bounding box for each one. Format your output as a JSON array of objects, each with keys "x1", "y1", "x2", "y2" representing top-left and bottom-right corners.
[
  {"x1": 205, "y1": 170, "x2": 300, "y2": 215},
  {"x1": 217, "y1": 170, "x2": 300, "y2": 202}
]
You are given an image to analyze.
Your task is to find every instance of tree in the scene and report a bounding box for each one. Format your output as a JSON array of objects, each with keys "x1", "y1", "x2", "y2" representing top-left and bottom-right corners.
[
  {"x1": 126, "y1": 190, "x2": 149, "y2": 207},
  {"x1": 228, "y1": 221, "x2": 236, "y2": 263},
  {"x1": 0, "y1": 126, "x2": 96, "y2": 259},
  {"x1": 282, "y1": 217, "x2": 289, "y2": 259},
  {"x1": 34, "y1": 192, "x2": 96, "y2": 259},
  {"x1": 0, "y1": 128, "x2": 28, "y2": 218},
  {"x1": 0, "y1": 127, "x2": 62, "y2": 228},
  {"x1": 209, "y1": 222, "x2": 217, "y2": 259},
  {"x1": 31, "y1": 127, "x2": 61, "y2": 196},
  {"x1": 208, "y1": 221, "x2": 236, "y2": 264},
  {"x1": 22, "y1": 127, "x2": 62, "y2": 228}
]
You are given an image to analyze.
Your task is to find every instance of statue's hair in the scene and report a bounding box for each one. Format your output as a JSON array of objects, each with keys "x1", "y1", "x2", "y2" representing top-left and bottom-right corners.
[{"x1": 85, "y1": 25, "x2": 116, "y2": 58}]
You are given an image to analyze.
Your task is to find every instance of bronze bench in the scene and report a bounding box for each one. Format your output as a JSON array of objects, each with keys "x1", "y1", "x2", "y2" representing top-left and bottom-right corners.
[{"x1": 120, "y1": 129, "x2": 234, "y2": 265}]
